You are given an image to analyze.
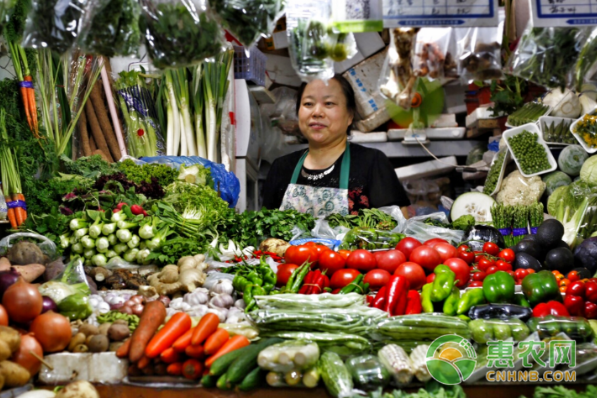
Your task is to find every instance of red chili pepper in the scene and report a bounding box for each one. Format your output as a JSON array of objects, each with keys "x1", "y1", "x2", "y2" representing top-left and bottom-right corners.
[
  {"x1": 533, "y1": 301, "x2": 570, "y2": 317},
  {"x1": 585, "y1": 301, "x2": 597, "y2": 319},
  {"x1": 373, "y1": 286, "x2": 387, "y2": 310},
  {"x1": 299, "y1": 271, "x2": 316, "y2": 294},
  {"x1": 405, "y1": 290, "x2": 422, "y2": 315},
  {"x1": 307, "y1": 270, "x2": 322, "y2": 295},
  {"x1": 322, "y1": 274, "x2": 330, "y2": 289},
  {"x1": 366, "y1": 295, "x2": 374, "y2": 306},
  {"x1": 392, "y1": 283, "x2": 409, "y2": 316},
  {"x1": 312, "y1": 271, "x2": 327, "y2": 294},
  {"x1": 564, "y1": 295, "x2": 585, "y2": 316},
  {"x1": 384, "y1": 275, "x2": 409, "y2": 315}
]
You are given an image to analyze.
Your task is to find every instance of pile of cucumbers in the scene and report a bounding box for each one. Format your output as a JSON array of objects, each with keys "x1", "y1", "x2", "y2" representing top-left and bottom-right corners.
[{"x1": 468, "y1": 318, "x2": 530, "y2": 344}]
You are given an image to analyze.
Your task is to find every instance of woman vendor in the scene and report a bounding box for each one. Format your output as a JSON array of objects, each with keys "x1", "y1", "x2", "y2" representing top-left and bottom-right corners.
[{"x1": 263, "y1": 75, "x2": 410, "y2": 217}]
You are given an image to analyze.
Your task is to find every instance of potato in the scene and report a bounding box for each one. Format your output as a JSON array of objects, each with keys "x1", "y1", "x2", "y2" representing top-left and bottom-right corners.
[
  {"x1": 0, "y1": 340, "x2": 12, "y2": 362},
  {"x1": 0, "y1": 258, "x2": 10, "y2": 272},
  {"x1": 55, "y1": 380, "x2": 100, "y2": 398},
  {"x1": 98, "y1": 323, "x2": 112, "y2": 336},
  {"x1": 68, "y1": 333, "x2": 86, "y2": 352},
  {"x1": 7, "y1": 241, "x2": 44, "y2": 266},
  {"x1": 109, "y1": 342, "x2": 124, "y2": 352},
  {"x1": 73, "y1": 344, "x2": 88, "y2": 353},
  {"x1": 78, "y1": 324, "x2": 99, "y2": 337},
  {"x1": 0, "y1": 360, "x2": 30, "y2": 388},
  {"x1": 107, "y1": 324, "x2": 130, "y2": 342},
  {"x1": 87, "y1": 335, "x2": 109, "y2": 353},
  {"x1": 0, "y1": 326, "x2": 21, "y2": 353},
  {"x1": 85, "y1": 335, "x2": 94, "y2": 346}
]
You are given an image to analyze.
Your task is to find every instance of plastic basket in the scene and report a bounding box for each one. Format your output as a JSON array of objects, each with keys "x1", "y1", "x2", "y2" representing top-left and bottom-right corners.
[{"x1": 234, "y1": 46, "x2": 267, "y2": 86}]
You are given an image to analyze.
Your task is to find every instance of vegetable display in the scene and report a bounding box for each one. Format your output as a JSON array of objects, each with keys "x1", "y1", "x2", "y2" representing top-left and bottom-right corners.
[
  {"x1": 507, "y1": 102, "x2": 550, "y2": 127},
  {"x1": 542, "y1": 119, "x2": 575, "y2": 144},
  {"x1": 507, "y1": 130, "x2": 552, "y2": 175}
]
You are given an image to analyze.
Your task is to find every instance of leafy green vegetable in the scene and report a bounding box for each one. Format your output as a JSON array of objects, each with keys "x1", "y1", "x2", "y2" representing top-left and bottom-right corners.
[
  {"x1": 580, "y1": 154, "x2": 597, "y2": 185},
  {"x1": 327, "y1": 209, "x2": 398, "y2": 231},
  {"x1": 22, "y1": 209, "x2": 82, "y2": 254},
  {"x1": 163, "y1": 181, "x2": 228, "y2": 225},
  {"x1": 488, "y1": 75, "x2": 526, "y2": 117},
  {"x1": 117, "y1": 159, "x2": 177, "y2": 186},
  {"x1": 0, "y1": 0, "x2": 16, "y2": 34},
  {"x1": 575, "y1": 29, "x2": 597, "y2": 92},
  {"x1": 139, "y1": 2, "x2": 223, "y2": 69},
  {"x1": 451, "y1": 215, "x2": 475, "y2": 231},
  {"x1": 61, "y1": 154, "x2": 118, "y2": 180},
  {"x1": 146, "y1": 236, "x2": 209, "y2": 265}
]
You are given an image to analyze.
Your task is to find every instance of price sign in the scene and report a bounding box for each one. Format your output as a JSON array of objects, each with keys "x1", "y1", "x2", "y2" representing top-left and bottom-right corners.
[
  {"x1": 383, "y1": 0, "x2": 498, "y2": 27},
  {"x1": 532, "y1": 0, "x2": 597, "y2": 26}
]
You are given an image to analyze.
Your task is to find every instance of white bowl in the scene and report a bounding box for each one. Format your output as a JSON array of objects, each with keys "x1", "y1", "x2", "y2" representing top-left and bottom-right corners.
[
  {"x1": 503, "y1": 123, "x2": 557, "y2": 178},
  {"x1": 570, "y1": 114, "x2": 597, "y2": 154},
  {"x1": 538, "y1": 116, "x2": 577, "y2": 146}
]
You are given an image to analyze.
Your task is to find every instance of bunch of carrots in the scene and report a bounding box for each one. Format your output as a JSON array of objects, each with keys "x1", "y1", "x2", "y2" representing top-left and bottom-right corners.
[
  {"x1": 7, "y1": 41, "x2": 38, "y2": 138},
  {"x1": 0, "y1": 109, "x2": 27, "y2": 228},
  {"x1": 117, "y1": 301, "x2": 249, "y2": 380}
]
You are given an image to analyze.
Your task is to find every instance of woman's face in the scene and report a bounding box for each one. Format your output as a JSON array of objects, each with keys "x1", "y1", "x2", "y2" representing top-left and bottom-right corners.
[{"x1": 298, "y1": 79, "x2": 354, "y2": 147}]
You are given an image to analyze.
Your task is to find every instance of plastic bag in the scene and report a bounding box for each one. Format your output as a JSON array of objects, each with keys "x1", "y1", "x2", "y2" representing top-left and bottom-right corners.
[
  {"x1": 264, "y1": 368, "x2": 319, "y2": 388},
  {"x1": 456, "y1": 16, "x2": 504, "y2": 82},
  {"x1": 469, "y1": 318, "x2": 531, "y2": 344},
  {"x1": 0, "y1": 0, "x2": 15, "y2": 34},
  {"x1": 260, "y1": 331, "x2": 371, "y2": 357},
  {"x1": 38, "y1": 258, "x2": 91, "y2": 304},
  {"x1": 22, "y1": 0, "x2": 86, "y2": 54},
  {"x1": 0, "y1": 191, "x2": 6, "y2": 221},
  {"x1": 402, "y1": 212, "x2": 465, "y2": 246},
  {"x1": 135, "y1": 156, "x2": 240, "y2": 207},
  {"x1": 255, "y1": 292, "x2": 365, "y2": 310},
  {"x1": 373, "y1": 313, "x2": 471, "y2": 342},
  {"x1": 208, "y1": 0, "x2": 285, "y2": 48},
  {"x1": 138, "y1": 0, "x2": 224, "y2": 69},
  {"x1": 414, "y1": 28, "x2": 452, "y2": 81},
  {"x1": 379, "y1": 27, "x2": 418, "y2": 110},
  {"x1": 345, "y1": 354, "x2": 390, "y2": 389},
  {"x1": 258, "y1": 341, "x2": 320, "y2": 372},
  {"x1": 330, "y1": 0, "x2": 382, "y2": 33},
  {"x1": 268, "y1": 87, "x2": 301, "y2": 137},
  {"x1": 0, "y1": 232, "x2": 58, "y2": 261},
  {"x1": 311, "y1": 218, "x2": 350, "y2": 240},
  {"x1": 114, "y1": 71, "x2": 166, "y2": 158},
  {"x1": 497, "y1": 170, "x2": 546, "y2": 207},
  {"x1": 79, "y1": 0, "x2": 141, "y2": 57},
  {"x1": 339, "y1": 227, "x2": 405, "y2": 251},
  {"x1": 526, "y1": 315, "x2": 594, "y2": 343},
  {"x1": 507, "y1": 24, "x2": 590, "y2": 90},
  {"x1": 574, "y1": 27, "x2": 597, "y2": 92}
]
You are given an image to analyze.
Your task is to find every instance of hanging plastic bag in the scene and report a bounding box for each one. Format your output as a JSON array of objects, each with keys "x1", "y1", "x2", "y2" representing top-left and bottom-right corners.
[
  {"x1": 208, "y1": 0, "x2": 285, "y2": 48},
  {"x1": 0, "y1": 0, "x2": 15, "y2": 34},
  {"x1": 402, "y1": 212, "x2": 465, "y2": 245},
  {"x1": 79, "y1": 0, "x2": 141, "y2": 57},
  {"x1": 456, "y1": 24, "x2": 503, "y2": 82},
  {"x1": 0, "y1": 232, "x2": 58, "y2": 262},
  {"x1": 413, "y1": 28, "x2": 452, "y2": 81},
  {"x1": 114, "y1": 70, "x2": 166, "y2": 158},
  {"x1": 22, "y1": 0, "x2": 87, "y2": 54},
  {"x1": 573, "y1": 27, "x2": 597, "y2": 92},
  {"x1": 378, "y1": 27, "x2": 419, "y2": 110},
  {"x1": 507, "y1": 24, "x2": 590, "y2": 90},
  {"x1": 138, "y1": 0, "x2": 224, "y2": 69}
]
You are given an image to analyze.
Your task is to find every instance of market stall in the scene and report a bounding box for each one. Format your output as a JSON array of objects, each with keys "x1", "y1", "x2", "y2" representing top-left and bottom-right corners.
[{"x1": 2, "y1": 0, "x2": 597, "y2": 397}]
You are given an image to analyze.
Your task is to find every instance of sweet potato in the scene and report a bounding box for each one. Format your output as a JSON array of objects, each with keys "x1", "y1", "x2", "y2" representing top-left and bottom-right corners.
[
  {"x1": 0, "y1": 258, "x2": 10, "y2": 272},
  {"x1": 12, "y1": 264, "x2": 45, "y2": 282},
  {"x1": 0, "y1": 360, "x2": 30, "y2": 388},
  {"x1": 128, "y1": 301, "x2": 166, "y2": 363}
]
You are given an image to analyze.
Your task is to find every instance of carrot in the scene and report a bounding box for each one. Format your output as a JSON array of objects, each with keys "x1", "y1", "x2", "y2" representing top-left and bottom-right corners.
[
  {"x1": 116, "y1": 337, "x2": 132, "y2": 358},
  {"x1": 24, "y1": 76, "x2": 38, "y2": 135},
  {"x1": 129, "y1": 301, "x2": 167, "y2": 363},
  {"x1": 205, "y1": 335, "x2": 250, "y2": 368},
  {"x1": 173, "y1": 328, "x2": 194, "y2": 353},
  {"x1": 167, "y1": 362, "x2": 184, "y2": 376},
  {"x1": 145, "y1": 312, "x2": 192, "y2": 359},
  {"x1": 160, "y1": 347, "x2": 182, "y2": 364},
  {"x1": 137, "y1": 355, "x2": 151, "y2": 370},
  {"x1": 85, "y1": 100, "x2": 114, "y2": 163},
  {"x1": 89, "y1": 83, "x2": 121, "y2": 160},
  {"x1": 191, "y1": 313, "x2": 220, "y2": 346},
  {"x1": 16, "y1": 194, "x2": 26, "y2": 221},
  {"x1": 204, "y1": 329, "x2": 229, "y2": 356},
  {"x1": 18, "y1": 82, "x2": 33, "y2": 134},
  {"x1": 182, "y1": 359, "x2": 203, "y2": 380},
  {"x1": 12, "y1": 194, "x2": 25, "y2": 226},
  {"x1": 5, "y1": 206, "x2": 16, "y2": 229},
  {"x1": 185, "y1": 345, "x2": 205, "y2": 359}
]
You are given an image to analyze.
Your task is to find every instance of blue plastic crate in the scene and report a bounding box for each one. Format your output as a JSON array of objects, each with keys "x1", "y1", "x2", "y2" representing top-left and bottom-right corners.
[{"x1": 234, "y1": 46, "x2": 267, "y2": 86}]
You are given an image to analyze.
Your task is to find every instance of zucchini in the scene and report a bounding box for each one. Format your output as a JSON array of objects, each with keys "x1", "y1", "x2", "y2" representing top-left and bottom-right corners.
[
  {"x1": 319, "y1": 351, "x2": 353, "y2": 398},
  {"x1": 200, "y1": 374, "x2": 217, "y2": 388},
  {"x1": 226, "y1": 338, "x2": 283, "y2": 384},
  {"x1": 210, "y1": 345, "x2": 252, "y2": 376},
  {"x1": 216, "y1": 373, "x2": 231, "y2": 390},
  {"x1": 238, "y1": 367, "x2": 265, "y2": 391}
]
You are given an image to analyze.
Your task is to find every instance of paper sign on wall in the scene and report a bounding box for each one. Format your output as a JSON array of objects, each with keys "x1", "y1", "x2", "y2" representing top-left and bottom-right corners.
[
  {"x1": 531, "y1": 0, "x2": 597, "y2": 27},
  {"x1": 383, "y1": 0, "x2": 498, "y2": 27}
]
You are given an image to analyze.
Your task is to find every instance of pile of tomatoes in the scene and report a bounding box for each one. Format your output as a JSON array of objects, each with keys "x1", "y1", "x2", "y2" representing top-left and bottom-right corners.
[{"x1": 456, "y1": 243, "x2": 517, "y2": 287}]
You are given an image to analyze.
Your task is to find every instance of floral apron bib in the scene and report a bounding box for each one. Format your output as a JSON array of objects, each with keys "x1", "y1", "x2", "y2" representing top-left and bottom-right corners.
[{"x1": 279, "y1": 142, "x2": 351, "y2": 218}]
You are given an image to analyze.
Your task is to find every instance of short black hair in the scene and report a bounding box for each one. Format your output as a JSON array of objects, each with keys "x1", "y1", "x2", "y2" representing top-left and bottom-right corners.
[{"x1": 295, "y1": 74, "x2": 356, "y2": 135}]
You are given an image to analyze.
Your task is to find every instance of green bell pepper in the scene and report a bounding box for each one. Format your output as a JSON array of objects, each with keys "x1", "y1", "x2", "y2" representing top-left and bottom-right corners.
[
  {"x1": 421, "y1": 283, "x2": 434, "y2": 313},
  {"x1": 431, "y1": 265, "x2": 456, "y2": 302},
  {"x1": 457, "y1": 288, "x2": 486, "y2": 315},
  {"x1": 443, "y1": 286, "x2": 461, "y2": 316},
  {"x1": 483, "y1": 271, "x2": 515, "y2": 304},
  {"x1": 57, "y1": 293, "x2": 93, "y2": 320},
  {"x1": 522, "y1": 270, "x2": 562, "y2": 307}
]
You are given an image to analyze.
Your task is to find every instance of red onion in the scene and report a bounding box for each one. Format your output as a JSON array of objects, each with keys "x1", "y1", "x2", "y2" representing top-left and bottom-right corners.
[
  {"x1": 110, "y1": 302, "x2": 124, "y2": 310},
  {"x1": 41, "y1": 296, "x2": 58, "y2": 313},
  {"x1": 0, "y1": 268, "x2": 21, "y2": 300},
  {"x1": 132, "y1": 304, "x2": 144, "y2": 316},
  {"x1": 123, "y1": 300, "x2": 135, "y2": 308},
  {"x1": 119, "y1": 306, "x2": 133, "y2": 315},
  {"x1": 158, "y1": 296, "x2": 171, "y2": 307},
  {"x1": 131, "y1": 295, "x2": 144, "y2": 305}
]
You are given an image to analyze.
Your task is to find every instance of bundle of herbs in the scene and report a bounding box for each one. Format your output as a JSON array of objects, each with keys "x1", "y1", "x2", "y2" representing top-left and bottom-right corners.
[
  {"x1": 139, "y1": 0, "x2": 224, "y2": 69},
  {"x1": 80, "y1": 0, "x2": 141, "y2": 57}
]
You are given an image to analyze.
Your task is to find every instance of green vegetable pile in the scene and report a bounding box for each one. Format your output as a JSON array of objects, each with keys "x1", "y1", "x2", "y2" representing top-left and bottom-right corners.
[
  {"x1": 542, "y1": 119, "x2": 575, "y2": 144},
  {"x1": 139, "y1": 2, "x2": 223, "y2": 69},
  {"x1": 327, "y1": 208, "x2": 398, "y2": 231},
  {"x1": 506, "y1": 102, "x2": 550, "y2": 126},
  {"x1": 483, "y1": 151, "x2": 507, "y2": 195},
  {"x1": 507, "y1": 130, "x2": 551, "y2": 175},
  {"x1": 525, "y1": 385, "x2": 597, "y2": 398},
  {"x1": 340, "y1": 227, "x2": 404, "y2": 251},
  {"x1": 117, "y1": 159, "x2": 178, "y2": 186},
  {"x1": 97, "y1": 310, "x2": 140, "y2": 332}
]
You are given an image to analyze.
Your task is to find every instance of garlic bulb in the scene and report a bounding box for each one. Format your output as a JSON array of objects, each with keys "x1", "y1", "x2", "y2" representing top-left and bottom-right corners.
[
  {"x1": 207, "y1": 308, "x2": 228, "y2": 323},
  {"x1": 209, "y1": 294, "x2": 234, "y2": 309},
  {"x1": 234, "y1": 299, "x2": 246, "y2": 309},
  {"x1": 210, "y1": 279, "x2": 233, "y2": 295}
]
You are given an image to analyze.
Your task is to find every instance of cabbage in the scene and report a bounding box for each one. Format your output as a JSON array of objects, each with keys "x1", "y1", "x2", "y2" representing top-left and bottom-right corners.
[
  {"x1": 580, "y1": 155, "x2": 597, "y2": 185},
  {"x1": 38, "y1": 281, "x2": 76, "y2": 304},
  {"x1": 543, "y1": 171, "x2": 572, "y2": 196}
]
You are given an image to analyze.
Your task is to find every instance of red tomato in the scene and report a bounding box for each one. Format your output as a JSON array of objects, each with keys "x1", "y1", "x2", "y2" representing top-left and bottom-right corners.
[
  {"x1": 444, "y1": 258, "x2": 470, "y2": 288},
  {"x1": 330, "y1": 269, "x2": 361, "y2": 290},
  {"x1": 458, "y1": 244, "x2": 471, "y2": 252},
  {"x1": 396, "y1": 238, "x2": 422, "y2": 260},
  {"x1": 394, "y1": 262, "x2": 426, "y2": 290},
  {"x1": 483, "y1": 242, "x2": 500, "y2": 256},
  {"x1": 338, "y1": 250, "x2": 352, "y2": 260},
  {"x1": 457, "y1": 250, "x2": 474, "y2": 264},
  {"x1": 434, "y1": 243, "x2": 458, "y2": 263},
  {"x1": 346, "y1": 250, "x2": 377, "y2": 273},
  {"x1": 374, "y1": 251, "x2": 385, "y2": 264},
  {"x1": 496, "y1": 260, "x2": 512, "y2": 272},
  {"x1": 318, "y1": 251, "x2": 346, "y2": 276},
  {"x1": 376, "y1": 250, "x2": 406, "y2": 274},
  {"x1": 472, "y1": 271, "x2": 486, "y2": 281},
  {"x1": 311, "y1": 245, "x2": 330, "y2": 265},
  {"x1": 499, "y1": 248, "x2": 515, "y2": 263},
  {"x1": 304, "y1": 242, "x2": 317, "y2": 247},
  {"x1": 477, "y1": 257, "x2": 495, "y2": 271},
  {"x1": 276, "y1": 264, "x2": 299, "y2": 287},
  {"x1": 424, "y1": 238, "x2": 449, "y2": 248},
  {"x1": 427, "y1": 273, "x2": 436, "y2": 283},
  {"x1": 409, "y1": 246, "x2": 442, "y2": 272},
  {"x1": 284, "y1": 246, "x2": 314, "y2": 267},
  {"x1": 469, "y1": 281, "x2": 483, "y2": 288},
  {"x1": 486, "y1": 266, "x2": 498, "y2": 275},
  {"x1": 364, "y1": 269, "x2": 391, "y2": 290}
]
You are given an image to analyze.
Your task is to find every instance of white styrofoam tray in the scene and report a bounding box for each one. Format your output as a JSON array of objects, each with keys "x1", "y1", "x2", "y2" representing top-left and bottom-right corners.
[
  {"x1": 538, "y1": 116, "x2": 576, "y2": 146},
  {"x1": 486, "y1": 148, "x2": 511, "y2": 197},
  {"x1": 388, "y1": 127, "x2": 466, "y2": 141},
  {"x1": 395, "y1": 156, "x2": 457, "y2": 180},
  {"x1": 570, "y1": 114, "x2": 597, "y2": 154},
  {"x1": 503, "y1": 123, "x2": 557, "y2": 177},
  {"x1": 350, "y1": 131, "x2": 388, "y2": 143},
  {"x1": 505, "y1": 104, "x2": 552, "y2": 129}
]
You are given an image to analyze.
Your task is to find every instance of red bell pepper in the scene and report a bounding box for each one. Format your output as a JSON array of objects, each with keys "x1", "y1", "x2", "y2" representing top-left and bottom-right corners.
[
  {"x1": 564, "y1": 295, "x2": 585, "y2": 316},
  {"x1": 533, "y1": 301, "x2": 570, "y2": 317},
  {"x1": 566, "y1": 281, "x2": 586, "y2": 298},
  {"x1": 373, "y1": 286, "x2": 387, "y2": 310},
  {"x1": 405, "y1": 290, "x2": 422, "y2": 315},
  {"x1": 585, "y1": 281, "x2": 597, "y2": 303},
  {"x1": 585, "y1": 301, "x2": 597, "y2": 319}
]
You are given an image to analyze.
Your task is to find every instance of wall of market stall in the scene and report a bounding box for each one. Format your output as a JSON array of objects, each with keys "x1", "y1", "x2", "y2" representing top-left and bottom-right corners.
[{"x1": 2, "y1": 0, "x2": 597, "y2": 397}]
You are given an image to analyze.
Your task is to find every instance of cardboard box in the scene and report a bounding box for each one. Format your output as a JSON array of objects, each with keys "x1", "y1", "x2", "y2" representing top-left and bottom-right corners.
[
  {"x1": 343, "y1": 48, "x2": 388, "y2": 119},
  {"x1": 354, "y1": 108, "x2": 391, "y2": 132}
]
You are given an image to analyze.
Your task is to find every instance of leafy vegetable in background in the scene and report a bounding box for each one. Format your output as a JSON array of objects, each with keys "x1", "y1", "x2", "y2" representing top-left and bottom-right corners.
[
  {"x1": 117, "y1": 159, "x2": 177, "y2": 186},
  {"x1": 575, "y1": 28, "x2": 597, "y2": 92},
  {"x1": 61, "y1": 154, "x2": 119, "y2": 179},
  {"x1": 146, "y1": 236, "x2": 208, "y2": 265},
  {"x1": 289, "y1": 19, "x2": 329, "y2": 76},
  {"x1": 139, "y1": 0, "x2": 223, "y2": 69},
  {"x1": 162, "y1": 181, "x2": 229, "y2": 226},
  {"x1": 488, "y1": 74, "x2": 527, "y2": 117},
  {"x1": 94, "y1": 172, "x2": 165, "y2": 199},
  {"x1": 80, "y1": 0, "x2": 140, "y2": 57},
  {"x1": 208, "y1": 0, "x2": 284, "y2": 47},
  {"x1": 0, "y1": 0, "x2": 16, "y2": 33},
  {"x1": 526, "y1": 385, "x2": 597, "y2": 398},
  {"x1": 327, "y1": 209, "x2": 398, "y2": 231},
  {"x1": 23, "y1": 209, "x2": 82, "y2": 253}
]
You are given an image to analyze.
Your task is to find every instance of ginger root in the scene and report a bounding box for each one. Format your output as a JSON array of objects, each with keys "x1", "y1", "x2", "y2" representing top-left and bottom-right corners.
[{"x1": 147, "y1": 257, "x2": 207, "y2": 296}]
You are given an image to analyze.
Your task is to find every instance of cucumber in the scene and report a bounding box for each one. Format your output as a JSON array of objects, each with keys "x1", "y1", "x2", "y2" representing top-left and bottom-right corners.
[
  {"x1": 225, "y1": 338, "x2": 283, "y2": 384},
  {"x1": 319, "y1": 351, "x2": 353, "y2": 398},
  {"x1": 238, "y1": 367, "x2": 265, "y2": 391},
  {"x1": 200, "y1": 374, "x2": 217, "y2": 388},
  {"x1": 216, "y1": 373, "x2": 231, "y2": 390},
  {"x1": 210, "y1": 345, "x2": 252, "y2": 376}
]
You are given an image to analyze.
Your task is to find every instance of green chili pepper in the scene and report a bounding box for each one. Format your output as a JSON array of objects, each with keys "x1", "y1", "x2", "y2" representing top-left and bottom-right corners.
[
  {"x1": 340, "y1": 274, "x2": 364, "y2": 294},
  {"x1": 431, "y1": 265, "x2": 456, "y2": 302},
  {"x1": 443, "y1": 286, "x2": 461, "y2": 316},
  {"x1": 289, "y1": 262, "x2": 312, "y2": 293},
  {"x1": 457, "y1": 288, "x2": 486, "y2": 315},
  {"x1": 243, "y1": 283, "x2": 266, "y2": 312},
  {"x1": 421, "y1": 283, "x2": 434, "y2": 313}
]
